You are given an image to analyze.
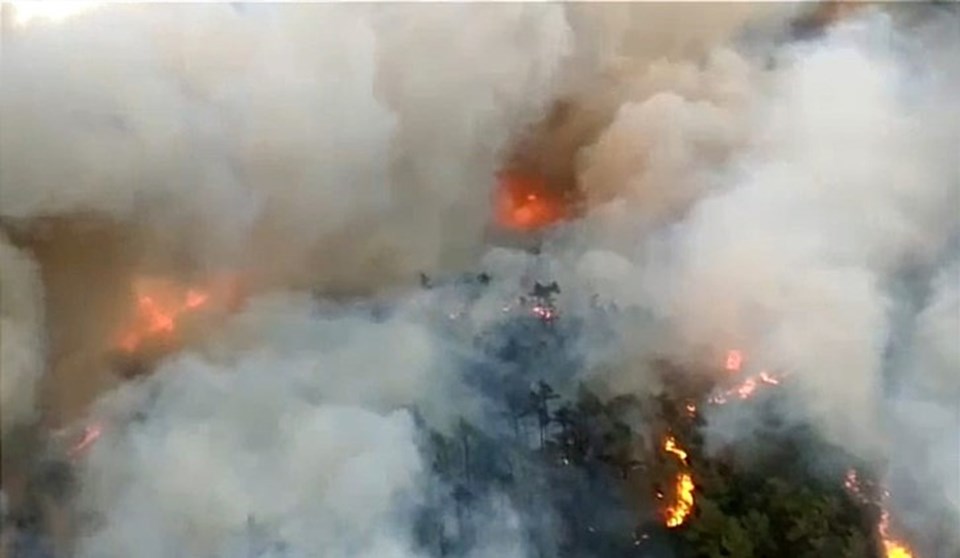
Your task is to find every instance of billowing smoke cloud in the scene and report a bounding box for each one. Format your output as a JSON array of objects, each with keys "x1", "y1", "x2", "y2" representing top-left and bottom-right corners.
[
  {"x1": 909, "y1": 259, "x2": 960, "y2": 399},
  {"x1": 662, "y1": 17, "x2": 955, "y2": 450},
  {"x1": 2, "y1": 1, "x2": 958, "y2": 556},
  {"x1": 0, "y1": 3, "x2": 580, "y2": 554},
  {"x1": 76, "y1": 354, "x2": 429, "y2": 557},
  {"x1": 562, "y1": 3, "x2": 960, "y2": 544},
  {"x1": 0, "y1": 232, "x2": 46, "y2": 439},
  {"x1": 69, "y1": 286, "x2": 545, "y2": 558},
  {"x1": 0, "y1": 0, "x2": 780, "y2": 433},
  {"x1": 1, "y1": 3, "x2": 571, "y2": 290},
  {"x1": 887, "y1": 255, "x2": 960, "y2": 554},
  {"x1": 0, "y1": 1, "x2": 575, "y2": 439}
]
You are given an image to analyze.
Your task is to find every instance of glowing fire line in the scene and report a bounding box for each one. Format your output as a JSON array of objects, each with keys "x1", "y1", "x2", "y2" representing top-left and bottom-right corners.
[
  {"x1": 662, "y1": 435, "x2": 695, "y2": 528},
  {"x1": 664, "y1": 436, "x2": 689, "y2": 465},
  {"x1": 716, "y1": 355, "x2": 915, "y2": 556},
  {"x1": 880, "y1": 510, "x2": 914, "y2": 558},
  {"x1": 844, "y1": 468, "x2": 915, "y2": 557},
  {"x1": 708, "y1": 348, "x2": 784, "y2": 404},
  {"x1": 708, "y1": 370, "x2": 781, "y2": 405}
]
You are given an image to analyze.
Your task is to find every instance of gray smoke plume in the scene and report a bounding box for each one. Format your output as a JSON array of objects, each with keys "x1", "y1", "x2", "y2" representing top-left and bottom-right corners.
[
  {"x1": 0, "y1": 4, "x2": 579, "y2": 555},
  {"x1": 560, "y1": 4, "x2": 960, "y2": 549},
  {"x1": 0, "y1": 232, "x2": 46, "y2": 438},
  {"x1": 2, "y1": 2, "x2": 957, "y2": 556}
]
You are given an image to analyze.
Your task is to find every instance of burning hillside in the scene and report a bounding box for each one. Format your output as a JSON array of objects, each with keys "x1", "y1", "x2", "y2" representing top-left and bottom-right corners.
[{"x1": 2, "y1": 2, "x2": 959, "y2": 558}]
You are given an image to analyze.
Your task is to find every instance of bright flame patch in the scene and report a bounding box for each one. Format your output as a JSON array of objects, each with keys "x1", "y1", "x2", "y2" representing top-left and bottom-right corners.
[
  {"x1": 113, "y1": 275, "x2": 243, "y2": 353},
  {"x1": 844, "y1": 468, "x2": 916, "y2": 558},
  {"x1": 495, "y1": 172, "x2": 568, "y2": 231},
  {"x1": 662, "y1": 435, "x2": 695, "y2": 528},
  {"x1": 666, "y1": 473, "x2": 695, "y2": 528},
  {"x1": 879, "y1": 509, "x2": 915, "y2": 558},
  {"x1": 664, "y1": 435, "x2": 689, "y2": 465},
  {"x1": 710, "y1": 350, "x2": 783, "y2": 404}
]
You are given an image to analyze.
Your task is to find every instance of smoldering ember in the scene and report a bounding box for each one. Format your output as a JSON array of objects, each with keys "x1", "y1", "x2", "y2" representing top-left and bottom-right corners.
[{"x1": 0, "y1": 2, "x2": 957, "y2": 558}]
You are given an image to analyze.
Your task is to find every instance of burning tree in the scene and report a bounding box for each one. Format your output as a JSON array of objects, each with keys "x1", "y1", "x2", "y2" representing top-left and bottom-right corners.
[
  {"x1": 19, "y1": 271, "x2": 920, "y2": 558},
  {"x1": 410, "y1": 275, "x2": 903, "y2": 558}
]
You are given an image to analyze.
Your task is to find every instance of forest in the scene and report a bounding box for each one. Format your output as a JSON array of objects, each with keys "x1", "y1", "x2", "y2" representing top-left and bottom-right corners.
[
  {"x1": 405, "y1": 275, "x2": 914, "y2": 558},
  {"x1": 1, "y1": 270, "x2": 945, "y2": 558}
]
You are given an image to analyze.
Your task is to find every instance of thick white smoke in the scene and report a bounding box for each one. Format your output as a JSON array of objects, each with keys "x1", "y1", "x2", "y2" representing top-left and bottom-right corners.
[
  {"x1": 2, "y1": 1, "x2": 957, "y2": 556},
  {"x1": 909, "y1": 260, "x2": 960, "y2": 399},
  {"x1": 1, "y1": 3, "x2": 571, "y2": 289},
  {"x1": 0, "y1": 3, "x2": 579, "y2": 554},
  {"x1": 77, "y1": 357, "x2": 428, "y2": 557},
  {"x1": 564, "y1": 5, "x2": 960, "y2": 542},
  {"x1": 71, "y1": 290, "x2": 536, "y2": 558},
  {"x1": 664, "y1": 20, "x2": 951, "y2": 450},
  {"x1": 0, "y1": 233, "x2": 46, "y2": 438},
  {"x1": 887, "y1": 255, "x2": 960, "y2": 549}
]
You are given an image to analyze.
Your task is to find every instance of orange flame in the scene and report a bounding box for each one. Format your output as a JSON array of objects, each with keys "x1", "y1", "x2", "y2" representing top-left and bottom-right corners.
[
  {"x1": 713, "y1": 357, "x2": 913, "y2": 556},
  {"x1": 662, "y1": 436, "x2": 695, "y2": 528},
  {"x1": 495, "y1": 172, "x2": 568, "y2": 231},
  {"x1": 844, "y1": 469, "x2": 916, "y2": 558},
  {"x1": 879, "y1": 507, "x2": 915, "y2": 558},
  {"x1": 709, "y1": 370, "x2": 781, "y2": 405},
  {"x1": 114, "y1": 275, "x2": 243, "y2": 353},
  {"x1": 666, "y1": 473, "x2": 695, "y2": 528},
  {"x1": 881, "y1": 523, "x2": 914, "y2": 558},
  {"x1": 664, "y1": 435, "x2": 689, "y2": 465},
  {"x1": 117, "y1": 281, "x2": 209, "y2": 352},
  {"x1": 710, "y1": 350, "x2": 783, "y2": 404}
]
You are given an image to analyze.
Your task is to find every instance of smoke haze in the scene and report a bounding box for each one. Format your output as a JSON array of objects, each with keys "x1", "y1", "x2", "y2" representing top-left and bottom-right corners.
[{"x1": 1, "y1": 2, "x2": 957, "y2": 556}]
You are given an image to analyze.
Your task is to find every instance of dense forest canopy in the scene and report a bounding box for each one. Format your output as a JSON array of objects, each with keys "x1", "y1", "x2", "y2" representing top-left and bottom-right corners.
[{"x1": 403, "y1": 276, "x2": 937, "y2": 558}]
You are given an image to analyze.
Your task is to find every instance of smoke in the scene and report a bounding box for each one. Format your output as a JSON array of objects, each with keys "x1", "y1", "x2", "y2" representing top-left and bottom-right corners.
[
  {"x1": 1, "y1": 3, "x2": 571, "y2": 290},
  {"x1": 79, "y1": 366, "x2": 427, "y2": 557},
  {"x1": 504, "y1": 2, "x2": 788, "y2": 197},
  {"x1": 886, "y1": 255, "x2": 960, "y2": 554},
  {"x1": 0, "y1": 4, "x2": 577, "y2": 554},
  {"x1": 3, "y1": 1, "x2": 958, "y2": 556},
  {"x1": 0, "y1": 233, "x2": 46, "y2": 439},
  {"x1": 0, "y1": 1, "x2": 575, "y2": 435},
  {"x1": 0, "y1": 0, "x2": 782, "y2": 431},
  {"x1": 561, "y1": 3, "x2": 960, "y2": 545},
  {"x1": 65, "y1": 288, "x2": 539, "y2": 558},
  {"x1": 908, "y1": 259, "x2": 960, "y2": 399}
]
